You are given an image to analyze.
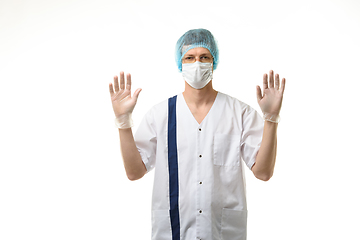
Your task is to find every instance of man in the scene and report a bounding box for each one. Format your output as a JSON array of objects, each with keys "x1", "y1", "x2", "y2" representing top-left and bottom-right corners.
[{"x1": 109, "y1": 29, "x2": 285, "y2": 240}]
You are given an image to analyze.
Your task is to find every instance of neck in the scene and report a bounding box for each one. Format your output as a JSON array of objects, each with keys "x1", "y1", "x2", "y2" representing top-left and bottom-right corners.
[{"x1": 182, "y1": 80, "x2": 218, "y2": 107}]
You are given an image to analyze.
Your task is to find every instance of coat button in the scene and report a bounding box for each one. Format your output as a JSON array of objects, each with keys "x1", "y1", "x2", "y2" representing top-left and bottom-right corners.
[{"x1": 199, "y1": 210, "x2": 202, "y2": 213}]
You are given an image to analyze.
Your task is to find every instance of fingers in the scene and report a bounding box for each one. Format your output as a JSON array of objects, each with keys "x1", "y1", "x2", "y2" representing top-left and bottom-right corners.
[
  {"x1": 263, "y1": 73, "x2": 268, "y2": 90},
  {"x1": 275, "y1": 73, "x2": 280, "y2": 90},
  {"x1": 265, "y1": 70, "x2": 285, "y2": 93},
  {"x1": 119, "y1": 71, "x2": 125, "y2": 90},
  {"x1": 280, "y1": 78, "x2": 286, "y2": 94},
  {"x1": 113, "y1": 71, "x2": 132, "y2": 93},
  {"x1": 133, "y1": 88, "x2": 142, "y2": 101},
  {"x1": 126, "y1": 73, "x2": 131, "y2": 91},
  {"x1": 114, "y1": 75, "x2": 119, "y2": 92},
  {"x1": 269, "y1": 70, "x2": 274, "y2": 88},
  {"x1": 109, "y1": 83, "x2": 114, "y2": 95},
  {"x1": 256, "y1": 85, "x2": 262, "y2": 103}
]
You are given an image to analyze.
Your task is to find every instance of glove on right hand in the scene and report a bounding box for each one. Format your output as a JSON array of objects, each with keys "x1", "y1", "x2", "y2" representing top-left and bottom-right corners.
[{"x1": 109, "y1": 72, "x2": 142, "y2": 128}]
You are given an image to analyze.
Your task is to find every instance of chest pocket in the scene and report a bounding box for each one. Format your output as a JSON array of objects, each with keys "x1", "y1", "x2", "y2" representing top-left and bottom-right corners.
[{"x1": 214, "y1": 134, "x2": 241, "y2": 167}]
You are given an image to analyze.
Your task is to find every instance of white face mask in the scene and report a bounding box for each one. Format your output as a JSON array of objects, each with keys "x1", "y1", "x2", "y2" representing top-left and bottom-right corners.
[{"x1": 182, "y1": 62, "x2": 213, "y2": 89}]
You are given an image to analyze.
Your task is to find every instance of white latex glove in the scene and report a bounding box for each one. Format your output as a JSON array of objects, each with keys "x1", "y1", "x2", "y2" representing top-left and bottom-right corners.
[
  {"x1": 109, "y1": 72, "x2": 142, "y2": 128},
  {"x1": 256, "y1": 70, "x2": 286, "y2": 122}
]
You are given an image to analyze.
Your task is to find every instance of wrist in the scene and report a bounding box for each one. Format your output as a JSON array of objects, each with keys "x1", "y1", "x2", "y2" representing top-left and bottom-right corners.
[
  {"x1": 115, "y1": 112, "x2": 133, "y2": 129},
  {"x1": 263, "y1": 112, "x2": 280, "y2": 123}
]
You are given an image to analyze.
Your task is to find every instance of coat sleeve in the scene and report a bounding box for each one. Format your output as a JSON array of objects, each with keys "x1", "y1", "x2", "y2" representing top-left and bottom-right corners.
[
  {"x1": 240, "y1": 106, "x2": 264, "y2": 170},
  {"x1": 134, "y1": 108, "x2": 158, "y2": 173}
]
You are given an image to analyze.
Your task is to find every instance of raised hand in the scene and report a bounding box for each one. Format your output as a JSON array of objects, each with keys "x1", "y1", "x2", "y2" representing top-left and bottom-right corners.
[
  {"x1": 109, "y1": 72, "x2": 142, "y2": 118},
  {"x1": 256, "y1": 70, "x2": 285, "y2": 116}
]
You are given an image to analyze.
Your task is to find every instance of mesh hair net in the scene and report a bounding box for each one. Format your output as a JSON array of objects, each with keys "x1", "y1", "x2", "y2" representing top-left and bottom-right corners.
[{"x1": 175, "y1": 29, "x2": 219, "y2": 72}]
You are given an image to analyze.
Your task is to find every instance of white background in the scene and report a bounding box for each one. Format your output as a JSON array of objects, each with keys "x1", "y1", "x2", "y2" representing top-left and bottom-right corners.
[{"x1": 1, "y1": 0, "x2": 359, "y2": 239}]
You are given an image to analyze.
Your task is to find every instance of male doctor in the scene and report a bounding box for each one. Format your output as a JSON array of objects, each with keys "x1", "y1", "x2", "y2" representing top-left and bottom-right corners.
[{"x1": 109, "y1": 29, "x2": 285, "y2": 240}]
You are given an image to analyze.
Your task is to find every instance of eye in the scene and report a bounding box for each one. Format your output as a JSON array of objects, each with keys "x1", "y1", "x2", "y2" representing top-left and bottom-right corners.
[{"x1": 200, "y1": 56, "x2": 212, "y2": 62}]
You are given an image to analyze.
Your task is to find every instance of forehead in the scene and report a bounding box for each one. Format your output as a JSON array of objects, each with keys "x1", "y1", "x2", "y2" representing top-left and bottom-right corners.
[{"x1": 184, "y1": 47, "x2": 212, "y2": 56}]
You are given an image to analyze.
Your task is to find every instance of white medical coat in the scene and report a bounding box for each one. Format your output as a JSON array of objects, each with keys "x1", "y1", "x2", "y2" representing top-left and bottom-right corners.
[{"x1": 134, "y1": 92, "x2": 264, "y2": 240}]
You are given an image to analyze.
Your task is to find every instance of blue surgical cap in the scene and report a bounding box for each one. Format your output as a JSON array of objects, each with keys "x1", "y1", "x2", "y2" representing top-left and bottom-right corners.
[{"x1": 175, "y1": 29, "x2": 219, "y2": 72}]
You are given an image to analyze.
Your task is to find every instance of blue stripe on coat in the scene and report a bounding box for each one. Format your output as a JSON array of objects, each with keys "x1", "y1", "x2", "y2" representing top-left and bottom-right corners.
[{"x1": 168, "y1": 95, "x2": 180, "y2": 240}]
